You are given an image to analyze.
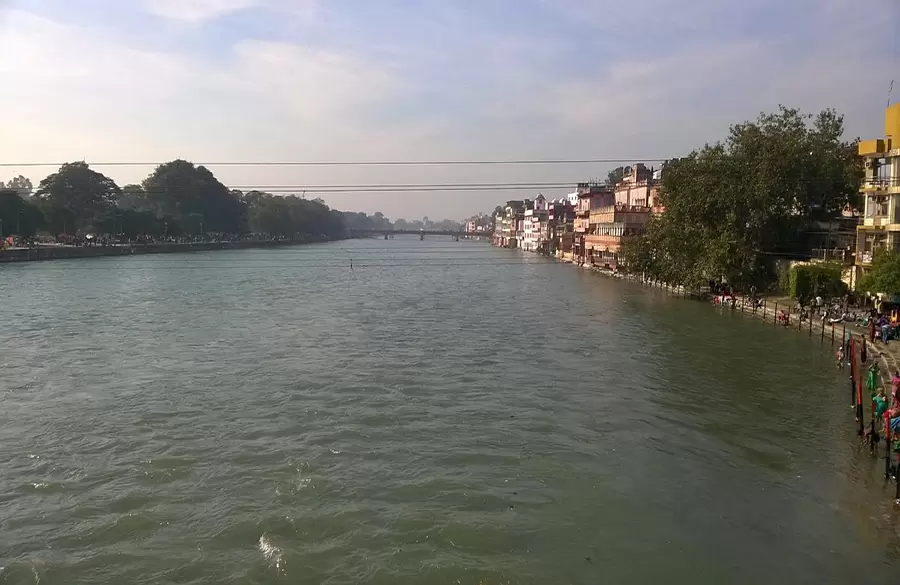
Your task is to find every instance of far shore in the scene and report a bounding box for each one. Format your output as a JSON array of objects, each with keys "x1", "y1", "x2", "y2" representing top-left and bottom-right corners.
[{"x1": 0, "y1": 237, "x2": 336, "y2": 264}]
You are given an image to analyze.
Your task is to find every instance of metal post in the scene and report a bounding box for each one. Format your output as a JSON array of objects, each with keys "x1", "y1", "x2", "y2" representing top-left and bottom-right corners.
[
  {"x1": 870, "y1": 396, "x2": 876, "y2": 454},
  {"x1": 896, "y1": 454, "x2": 900, "y2": 499},
  {"x1": 858, "y1": 380, "x2": 865, "y2": 437},
  {"x1": 850, "y1": 337, "x2": 857, "y2": 407},
  {"x1": 831, "y1": 324, "x2": 835, "y2": 345},
  {"x1": 886, "y1": 412, "x2": 892, "y2": 480},
  {"x1": 774, "y1": 301, "x2": 778, "y2": 326}
]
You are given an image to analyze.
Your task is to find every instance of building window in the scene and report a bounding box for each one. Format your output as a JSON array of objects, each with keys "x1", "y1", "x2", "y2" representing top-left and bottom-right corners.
[{"x1": 870, "y1": 196, "x2": 890, "y2": 217}]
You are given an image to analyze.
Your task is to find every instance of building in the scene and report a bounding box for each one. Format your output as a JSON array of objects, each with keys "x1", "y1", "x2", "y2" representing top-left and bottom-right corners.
[
  {"x1": 466, "y1": 214, "x2": 494, "y2": 233},
  {"x1": 521, "y1": 194, "x2": 548, "y2": 252},
  {"x1": 855, "y1": 103, "x2": 900, "y2": 283},
  {"x1": 575, "y1": 164, "x2": 658, "y2": 269},
  {"x1": 573, "y1": 183, "x2": 615, "y2": 264},
  {"x1": 548, "y1": 199, "x2": 575, "y2": 260},
  {"x1": 585, "y1": 203, "x2": 652, "y2": 269},
  {"x1": 494, "y1": 200, "x2": 525, "y2": 248},
  {"x1": 615, "y1": 163, "x2": 654, "y2": 207}
]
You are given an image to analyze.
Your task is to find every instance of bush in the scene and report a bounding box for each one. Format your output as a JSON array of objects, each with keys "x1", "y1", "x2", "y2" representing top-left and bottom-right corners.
[
  {"x1": 858, "y1": 250, "x2": 900, "y2": 297},
  {"x1": 788, "y1": 263, "x2": 847, "y2": 302}
]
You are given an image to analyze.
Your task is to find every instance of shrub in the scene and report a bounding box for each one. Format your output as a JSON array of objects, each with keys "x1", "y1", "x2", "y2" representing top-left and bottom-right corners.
[{"x1": 788, "y1": 263, "x2": 847, "y2": 302}]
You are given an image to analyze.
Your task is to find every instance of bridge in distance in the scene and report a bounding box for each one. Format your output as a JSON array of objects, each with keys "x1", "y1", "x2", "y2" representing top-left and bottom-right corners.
[{"x1": 349, "y1": 229, "x2": 493, "y2": 240}]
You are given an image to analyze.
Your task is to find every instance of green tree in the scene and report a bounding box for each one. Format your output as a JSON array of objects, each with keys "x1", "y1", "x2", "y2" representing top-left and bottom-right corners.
[
  {"x1": 607, "y1": 166, "x2": 625, "y2": 186},
  {"x1": 788, "y1": 263, "x2": 847, "y2": 302},
  {"x1": 245, "y1": 192, "x2": 346, "y2": 239},
  {"x1": 142, "y1": 160, "x2": 247, "y2": 233},
  {"x1": 621, "y1": 106, "x2": 862, "y2": 288},
  {"x1": 0, "y1": 175, "x2": 33, "y2": 197},
  {"x1": 117, "y1": 184, "x2": 154, "y2": 212},
  {"x1": 34, "y1": 162, "x2": 120, "y2": 234},
  {"x1": 858, "y1": 251, "x2": 900, "y2": 297},
  {"x1": 0, "y1": 189, "x2": 45, "y2": 237}
]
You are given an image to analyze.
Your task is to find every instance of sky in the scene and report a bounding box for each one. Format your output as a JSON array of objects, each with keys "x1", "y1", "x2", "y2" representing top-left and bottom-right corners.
[{"x1": 0, "y1": 0, "x2": 898, "y2": 221}]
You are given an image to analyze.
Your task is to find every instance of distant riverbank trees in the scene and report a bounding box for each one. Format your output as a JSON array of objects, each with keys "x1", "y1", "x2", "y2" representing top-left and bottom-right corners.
[
  {"x1": 621, "y1": 106, "x2": 862, "y2": 289},
  {"x1": 0, "y1": 160, "x2": 463, "y2": 241}
]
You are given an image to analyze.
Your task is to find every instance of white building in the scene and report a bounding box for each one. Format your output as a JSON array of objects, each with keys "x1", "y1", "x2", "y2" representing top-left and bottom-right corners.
[{"x1": 521, "y1": 194, "x2": 548, "y2": 252}]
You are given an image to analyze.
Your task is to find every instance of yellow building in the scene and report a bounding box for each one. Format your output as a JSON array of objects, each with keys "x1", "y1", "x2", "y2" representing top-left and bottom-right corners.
[{"x1": 856, "y1": 103, "x2": 900, "y2": 280}]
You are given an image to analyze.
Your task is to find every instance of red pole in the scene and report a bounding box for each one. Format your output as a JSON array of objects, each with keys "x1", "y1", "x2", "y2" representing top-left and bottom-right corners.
[
  {"x1": 850, "y1": 337, "x2": 857, "y2": 407},
  {"x1": 858, "y1": 379, "x2": 865, "y2": 437}
]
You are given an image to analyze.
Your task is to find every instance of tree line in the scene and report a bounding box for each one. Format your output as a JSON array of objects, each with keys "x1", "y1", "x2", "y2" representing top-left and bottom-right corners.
[
  {"x1": 620, "y1": 106, "x2": 864, "y2": 291},
  {"x1": 0, "y1": 160, "x2": 462, "y2": 240}
]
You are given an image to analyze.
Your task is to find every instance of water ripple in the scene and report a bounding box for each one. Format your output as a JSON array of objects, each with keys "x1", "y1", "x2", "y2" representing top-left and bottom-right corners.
[{"x1": 1, "y1": 242, "x2": 898, "y2": 584}]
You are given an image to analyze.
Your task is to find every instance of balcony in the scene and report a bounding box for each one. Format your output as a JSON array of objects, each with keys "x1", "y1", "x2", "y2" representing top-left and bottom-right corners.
[
  {"x1": 863, "y1": 215, "x2": 892, "y2": 227},
  {"x1": 585, "y1": 234, "x2": 621, "y2": 251},
  {"x1": 862, "y1": 177, "x2": 900, "y2": 193},
  {"x1": 810, "y1": 248, "x2": 854, "y2": 264},
  {"x1": 859, "y1": 139, "x2": 889, "y2": 157}
]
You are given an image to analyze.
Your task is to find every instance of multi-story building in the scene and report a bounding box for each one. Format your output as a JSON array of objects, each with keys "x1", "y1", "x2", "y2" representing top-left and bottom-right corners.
[
  {"x1": 521, "y1": 194, "x2": 548, "y2": 252},
  {"x1": 575, "y1": 165, "x2": 658, "y2": 268},
  {"x1": 573, "y1": 183, "x2": 615, "y2": 264},
  {"x1": 585, "y1": 204, "x2": 652, "y2": 269},
  {"x1": 493, "y1": 200, "x2": 525, "y2": 248},
  {"x1": 548, "y1": 199, "x2": 575, "y2": 259},
  {"x1": 466, "y1": 214, "x2": 494, "y2": 233},
  {"x1": 615, "y1": 163, "x2": 654, "y2": 207},
  {"x1": 855, "y1": 103, "x2": 900, "y2": 283}
]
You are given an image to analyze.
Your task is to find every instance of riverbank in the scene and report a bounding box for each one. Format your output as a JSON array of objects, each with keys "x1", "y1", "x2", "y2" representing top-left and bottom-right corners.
[
  {"x1": 0, "y1": 237, "x2": 335, "y2": 264},
  {"x1": 572, "y1": 263, "x2": 900, "y2": 499},
  {"x1": 597, "y1": 266, "x2": 900, "y2": 385}
]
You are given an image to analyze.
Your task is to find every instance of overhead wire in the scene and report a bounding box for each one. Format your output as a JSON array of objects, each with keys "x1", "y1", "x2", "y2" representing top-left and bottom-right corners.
[{"x1": 0, "y1": 158, "x2": 669, "y2": 168}]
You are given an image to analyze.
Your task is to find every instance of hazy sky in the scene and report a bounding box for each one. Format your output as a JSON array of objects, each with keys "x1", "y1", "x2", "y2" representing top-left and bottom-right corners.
[{"x1": 1, "y1": 0, "x2": 897, "y2": 220}]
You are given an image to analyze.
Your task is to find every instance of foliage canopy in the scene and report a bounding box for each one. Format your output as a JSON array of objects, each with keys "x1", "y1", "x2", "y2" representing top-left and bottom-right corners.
[
  {"x1": 858, "y1": 251, "x2": 900, "y2": 297},
  {"x1": 621, "y1": 106, "x2": 862, "y2": 288}
]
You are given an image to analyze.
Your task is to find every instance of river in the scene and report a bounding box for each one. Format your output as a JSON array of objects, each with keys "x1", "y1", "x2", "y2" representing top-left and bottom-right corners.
[{"x1": 1, "y1": 238, "x2": 899, "y2": 584}]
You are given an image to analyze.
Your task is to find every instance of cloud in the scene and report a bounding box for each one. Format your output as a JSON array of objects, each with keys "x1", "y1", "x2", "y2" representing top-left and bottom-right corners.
[
  {"x1": 142, "y1": 0, "x2": 262, "y2": 22},
  {"x1": 0, "y1": 0, "x2": 897, "y2": 220}
]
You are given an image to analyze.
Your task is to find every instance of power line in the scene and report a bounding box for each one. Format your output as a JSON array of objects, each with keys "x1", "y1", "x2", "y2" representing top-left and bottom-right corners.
[
  {"x1": 0, "y1": 158, "x2": 668, "y2": 168},
  {"x1": 226, "y1": 182, "x2": 588, "y2": 189}
]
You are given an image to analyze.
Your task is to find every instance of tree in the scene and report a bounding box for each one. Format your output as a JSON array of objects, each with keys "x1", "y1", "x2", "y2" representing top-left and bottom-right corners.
[
  {"x1": 621, "y1": 106, "x2": 862, "y2": 288},
  {"x1": 142, "y1": 160, "x2": 247, "y2": 233},
  {"x1": 34, "y1": 162, "x2": 120, "y2": 234},
  {"x1": 246, "y1": 192, "x2": 345, "y2": 239},
  {"x1": 0, "y1": 175, "x2": 33, "y2": 197},
  {"x1": 858, "y1": 251, "x2": 900, "y2": 297},
  {"x1": 606, "y1": 166, "x2": 625, "y2": 187},
  {"x1": 0, "y1": 189, "x2": 45, "y2": 237},
  {"x1": 788, "y1": 263, "x2": 847, "y2": 302},
  {"x1": 117, "y1": 184, "x2": 153, "y2": 212}
]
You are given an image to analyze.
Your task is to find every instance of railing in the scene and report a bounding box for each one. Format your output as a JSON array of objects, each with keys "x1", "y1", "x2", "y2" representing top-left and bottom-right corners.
[
  {"x1": 862, "y1": 178, "x2": 900, "y2": 189},
  {"x1": 810, "y1": 248, "x2": 854, "y2": 263}
]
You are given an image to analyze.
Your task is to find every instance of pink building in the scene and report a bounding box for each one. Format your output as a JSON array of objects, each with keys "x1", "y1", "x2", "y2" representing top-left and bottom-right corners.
[
  {"x1": 573, "y1": 183, "x2": 615, "y2": 264},
  {"x1": 615, "y1": 163, "x2": 654, "y2": 207}
]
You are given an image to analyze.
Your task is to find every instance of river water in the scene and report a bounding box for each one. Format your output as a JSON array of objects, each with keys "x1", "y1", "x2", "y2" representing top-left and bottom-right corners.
[{"x1": 1, "y1": 239, "x2": 899, "y2": 584}]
